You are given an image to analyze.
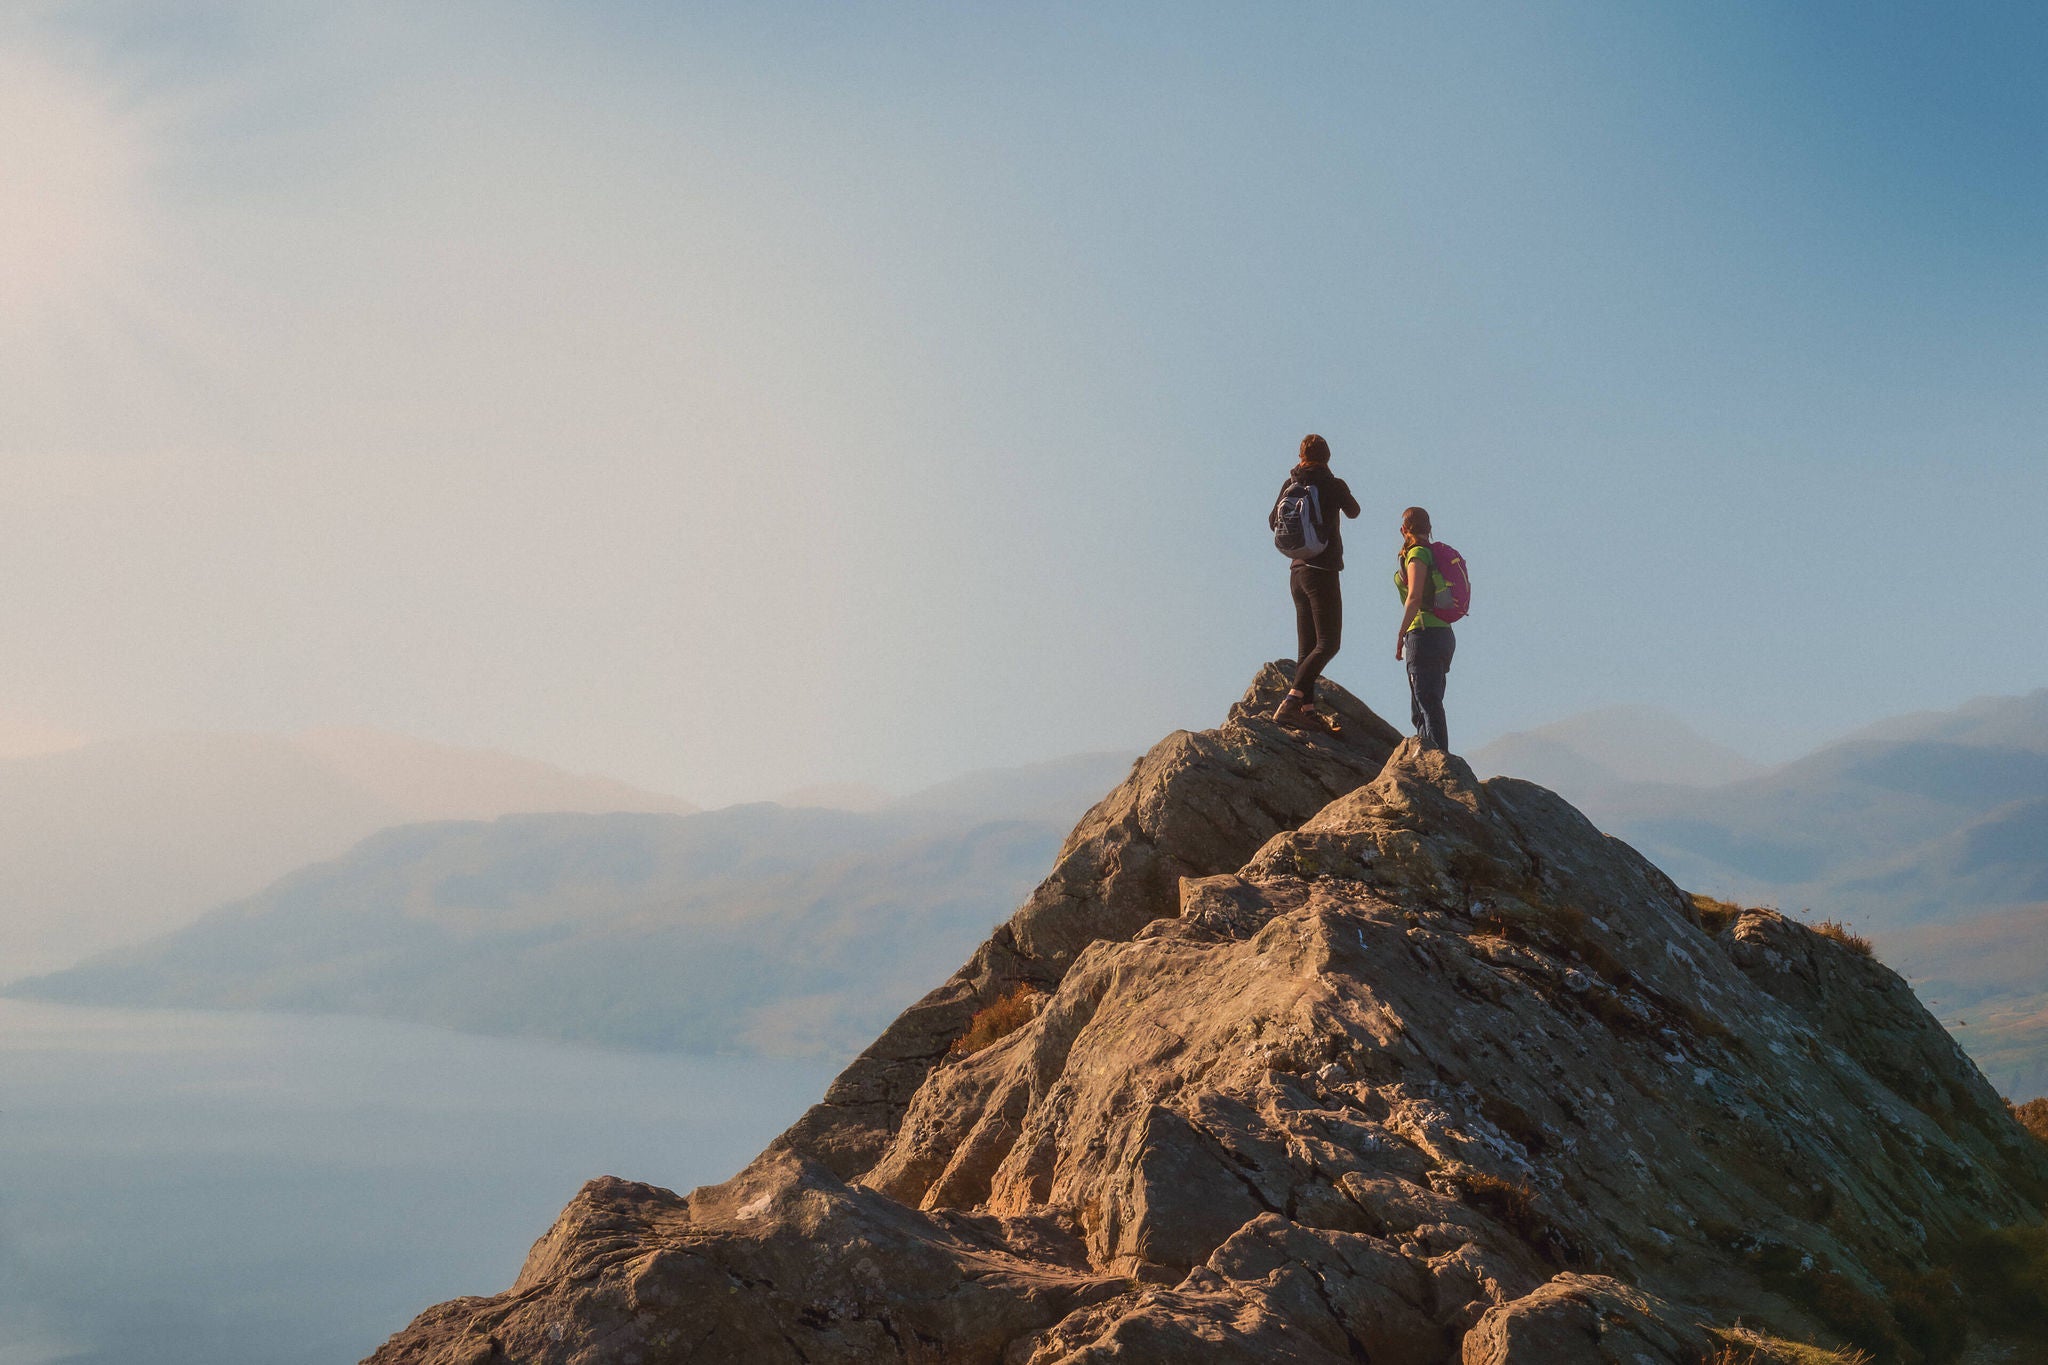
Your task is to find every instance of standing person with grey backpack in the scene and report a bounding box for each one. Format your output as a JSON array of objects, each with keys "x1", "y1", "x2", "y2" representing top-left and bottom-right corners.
[{"x1": 1268, "y1": 434, "x2": 1360, "y2": 730}]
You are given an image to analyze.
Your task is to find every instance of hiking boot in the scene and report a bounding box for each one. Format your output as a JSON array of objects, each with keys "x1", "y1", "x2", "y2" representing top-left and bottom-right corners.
[{"x1": 1272, "y1": 695, "x2": 1322, "y2": 731}]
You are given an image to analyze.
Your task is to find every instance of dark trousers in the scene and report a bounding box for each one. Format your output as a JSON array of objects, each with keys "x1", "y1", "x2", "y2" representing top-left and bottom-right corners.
[
  {"x1": 1404, "y1": 627, "x2": 1455, "y2": 751},
  {"x1": 1290, "y1": 565, "x2": 1343, "y2": 695}
]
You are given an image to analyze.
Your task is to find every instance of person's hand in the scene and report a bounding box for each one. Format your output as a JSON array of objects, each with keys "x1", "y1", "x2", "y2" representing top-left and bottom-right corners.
[{"x1": 1395, "y1": 634, "x2": 1406, "y2": 661}]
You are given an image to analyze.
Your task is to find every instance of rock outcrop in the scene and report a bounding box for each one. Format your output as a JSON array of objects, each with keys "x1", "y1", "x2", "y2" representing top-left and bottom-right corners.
[
  {"x1": 366, "y1": 668, "x2": 2048, "y2": 1365},
  {"x1": 776, "y1": 664, "x2": 1403, "y2": 1178}
]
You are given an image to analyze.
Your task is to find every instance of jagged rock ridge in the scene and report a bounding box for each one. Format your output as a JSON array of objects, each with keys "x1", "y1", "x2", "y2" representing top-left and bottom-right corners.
[{"x1": 367, "y1": 667, "x2": 2048, "y2": 1364}]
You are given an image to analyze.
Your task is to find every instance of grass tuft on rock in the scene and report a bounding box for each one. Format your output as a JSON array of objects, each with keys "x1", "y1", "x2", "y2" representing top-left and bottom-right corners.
[
  {"x1": 1707, "y1": 1325, "x2": 1872, "y2": 1364},
  {"x1": 1692, "y1": 893, "x2": 1746, "y2": 934},
  {"x1": 2008, "y1": 1096, "x2": 2048, "y2": 1145},
  {"x1": 949, "y1": 984, "x2": 1044, "y2": 1058},
  {"x1": 1810, "y1": 917, "x2": 1874, "y2": 956},
  {"x1": 1689, "y1": 895, "x2": 1873, "y2": 960}
]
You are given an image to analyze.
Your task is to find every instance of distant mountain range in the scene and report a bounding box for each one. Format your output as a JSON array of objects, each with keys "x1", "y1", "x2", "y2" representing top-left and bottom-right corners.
[
  {"x1": 9, "y1": 751, "x2": 1138, "y2": 1058},
  {"x1": 1852, "y1": 689, "x2": 2048, "y2": 752},
  {"x1": 0, "y1": 729, "x2": 695, "y2": 976},
  {"x1": 1477, "y1": 693, "x2": 2048, "y2": 928},
  {"x1": 1582, "y1": 699, "x2": 2048, "y2": 929},
  {"x1": 1470, "y1": 704, "x2": 1765, "y2": 795}
]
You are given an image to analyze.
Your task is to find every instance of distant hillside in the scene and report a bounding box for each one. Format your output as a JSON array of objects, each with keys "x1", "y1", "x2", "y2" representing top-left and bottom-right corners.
[
  {"x1": 1469, "y1": 705, "x2": 1764, "y2": 802},
  {"x1": 1471, "y1": 692, "x2": 2048, "y2": 926},
  {"x1": 12, "y1": 808, "x2": 1060, "y2": 1057},
  {"x1": 8, "y1": 749, "x2": 1139, "y2": 1057},
  {"x1": 1830, "y1": 796, "x2": 2048, "y2": 916},
  {"x1": 773, "y1": 751, "x2": 1137, "y2": 824},
  {"x1": 1885, "y1": 903, "x2": 2048, "y2": 1099},
  {"x1": 0, "y1": 729, "x2": 692, "y2": 977},
  {"x1": 1848, "y1": 687, "x2": 2048, "y2": 753},
  {"x1": 284, "y1": 727, "x2": 697, "y2": 822},
  {"x1": 1607, "y1": 736, "x2": 2048, "y2": 923},
  {"x1": 885, "y1": 750, "x2": 1135, "y2": 827},
  {"x1": 775, "y1": 781, "x2": 894, "y2": 811}
]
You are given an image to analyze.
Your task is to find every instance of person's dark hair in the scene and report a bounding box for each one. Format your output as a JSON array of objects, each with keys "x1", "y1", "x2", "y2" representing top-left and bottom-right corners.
[
  {"x1": 1401, "y1": 506, "x2": 1432, "y2": 538},
  {"x1": 1299, "y1": 434, "x2": 1330, "y2": 465}
]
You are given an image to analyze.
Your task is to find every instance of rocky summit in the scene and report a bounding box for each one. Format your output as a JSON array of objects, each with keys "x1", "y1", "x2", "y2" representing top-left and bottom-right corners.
[{"x1": 367, "y1": 666, "x2": 2048, "y2": 1365}]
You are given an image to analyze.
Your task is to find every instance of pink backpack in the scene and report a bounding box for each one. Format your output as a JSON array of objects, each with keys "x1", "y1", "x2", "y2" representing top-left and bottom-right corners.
[{"x1": 1426, "y1": 542, "x2": 1471, "y2": 622}]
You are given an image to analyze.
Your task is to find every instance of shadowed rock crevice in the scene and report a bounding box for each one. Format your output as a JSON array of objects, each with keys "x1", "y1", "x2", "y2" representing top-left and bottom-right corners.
[{"x1": 366, "y1": 671, "x2": 2048, "y2": 1365}]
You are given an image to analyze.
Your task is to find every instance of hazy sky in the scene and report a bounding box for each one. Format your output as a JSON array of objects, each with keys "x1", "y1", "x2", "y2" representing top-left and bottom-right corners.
[{"x1": 3, "y1": 1, "x2": 2044, "y2": 804}]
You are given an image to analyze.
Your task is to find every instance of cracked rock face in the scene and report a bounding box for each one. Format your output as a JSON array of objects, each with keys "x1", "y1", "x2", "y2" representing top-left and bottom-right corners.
[{"x1": 365, "y1": 671, "x2": 2048, "y2": 1365}]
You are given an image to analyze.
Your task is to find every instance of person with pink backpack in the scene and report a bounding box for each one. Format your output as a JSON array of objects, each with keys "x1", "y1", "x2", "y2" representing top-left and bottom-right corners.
[{"x1": 1394, "y1": 506, "x2": 1469, "y2": 752}]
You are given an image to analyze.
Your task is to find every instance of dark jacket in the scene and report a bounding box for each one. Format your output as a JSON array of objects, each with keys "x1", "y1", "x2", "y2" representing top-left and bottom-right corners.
[{"x1": 1271, "y1": 464, "x2": 1360, "y2": 571}]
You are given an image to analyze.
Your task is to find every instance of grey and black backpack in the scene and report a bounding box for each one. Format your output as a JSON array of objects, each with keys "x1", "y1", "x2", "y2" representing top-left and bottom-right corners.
[{"x1": 1271, "y1": 480, "x2": 1328, "y2": 559}]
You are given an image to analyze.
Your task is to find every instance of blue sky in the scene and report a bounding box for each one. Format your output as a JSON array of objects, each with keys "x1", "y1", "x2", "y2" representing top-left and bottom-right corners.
[{"x1": 1, "y1": 2, "x2": 2042, "y2": 801}]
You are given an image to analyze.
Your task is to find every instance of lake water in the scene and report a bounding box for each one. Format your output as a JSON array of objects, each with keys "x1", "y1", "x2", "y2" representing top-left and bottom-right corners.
[{"x1": 0, "y1": 1000, "x2": 839, "y2": 1365}]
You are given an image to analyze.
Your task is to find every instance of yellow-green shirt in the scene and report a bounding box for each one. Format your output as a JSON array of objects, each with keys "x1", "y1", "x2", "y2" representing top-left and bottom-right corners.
[{"x1": 1396, "y1": 543, "x2": 1451, "y2": 630}]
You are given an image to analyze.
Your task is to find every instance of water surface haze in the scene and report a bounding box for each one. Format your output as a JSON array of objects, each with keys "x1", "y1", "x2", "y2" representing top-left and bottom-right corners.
[{"x1": 0, "y1": 1000, "x2": 834, "y2": 1365}]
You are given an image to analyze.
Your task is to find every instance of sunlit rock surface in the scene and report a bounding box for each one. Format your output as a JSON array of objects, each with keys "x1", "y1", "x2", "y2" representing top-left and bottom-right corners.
[{"x1": 366, "y1": 668, "x2": 2048, "y2": 1365}]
